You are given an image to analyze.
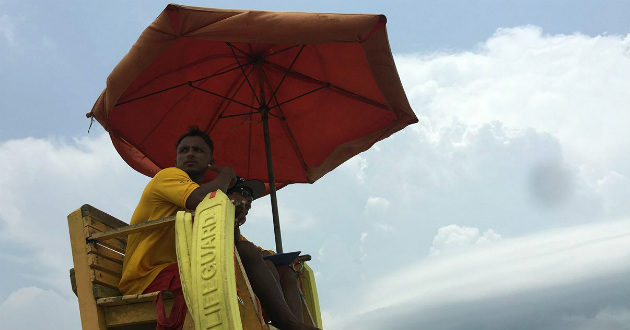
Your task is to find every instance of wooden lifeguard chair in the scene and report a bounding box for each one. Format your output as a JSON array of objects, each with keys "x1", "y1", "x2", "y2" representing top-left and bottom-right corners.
[{"x1": 67, "y1": 200, "x2": 321, "y2": 330}]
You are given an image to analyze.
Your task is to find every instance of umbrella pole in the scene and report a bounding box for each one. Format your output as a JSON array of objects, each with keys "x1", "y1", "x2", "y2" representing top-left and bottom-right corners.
[{"x1": 262, "y1": 110, "x2": 283, "y2": 253}]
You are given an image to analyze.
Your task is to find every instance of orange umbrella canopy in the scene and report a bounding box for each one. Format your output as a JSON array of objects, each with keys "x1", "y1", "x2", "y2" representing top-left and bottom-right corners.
[{"x1": 89, "y1": 4, "x2": 417, "y2": 186}]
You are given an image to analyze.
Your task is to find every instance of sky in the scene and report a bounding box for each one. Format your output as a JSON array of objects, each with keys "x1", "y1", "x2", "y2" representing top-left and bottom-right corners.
[{"x1": 0, "y1": 1, "x2": 629, "y2": 329}]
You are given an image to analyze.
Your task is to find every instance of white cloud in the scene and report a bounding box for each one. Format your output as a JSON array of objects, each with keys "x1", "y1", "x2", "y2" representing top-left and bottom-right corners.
[
  {"x1": 567, "y1": 307, "x2": 630, "y2": 330},
  {"x1": 596, "y1": 171, "x2": 630, "y2": 218},
  {"x1": 363, "y1": 197, "x2": 390, "y2": 214},
  {"x1": 340, "y1": 219, "x2": 630, "y2": 330},
  {"x1": 0, "y1": 12, "x2": 57, "y2": 52},
  {"x1": 429, "y1": 224, "x2": 502, "y2": 256},
  {"x1": 339, "y1": 154, "x2": 369, "y2": 184},
  {"x1": 313, "y1": 27, "x2": 630, "y2": 328},
  {"x1": 0, "y1": 286, "x2": 81, "y2": 330},
  {"x1": 0, "y1": 14, "x2": 16, "y2": 46},
  {"x1": 0, "y1": 134, "x2": 147, "y2": 292},
  {"x1": 396, "y1": 26, "x2": 630, "y2": 171},
  {"x1": 41, "y1": 36, "x2": 56, "y2": 50}
]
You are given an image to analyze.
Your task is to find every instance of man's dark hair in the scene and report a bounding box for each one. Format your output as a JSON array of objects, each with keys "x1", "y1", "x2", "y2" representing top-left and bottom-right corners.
[{"x1": 176, "y1": 126, "x2": 214, "y2": 154}]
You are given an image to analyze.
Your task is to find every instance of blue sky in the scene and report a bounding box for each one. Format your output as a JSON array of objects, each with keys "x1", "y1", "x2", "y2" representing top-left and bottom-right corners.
[{"x1": 1, "y1": 1, "x2": 629, "y2": 329}]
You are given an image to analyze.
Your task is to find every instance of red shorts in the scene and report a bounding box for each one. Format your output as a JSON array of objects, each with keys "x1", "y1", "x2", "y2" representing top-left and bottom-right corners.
[{"x1": 143, "y1": 264, "x2": 187, "y2": 330}]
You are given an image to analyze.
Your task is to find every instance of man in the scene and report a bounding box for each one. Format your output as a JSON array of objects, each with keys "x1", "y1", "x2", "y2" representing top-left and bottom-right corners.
[
  {"x1": 119, "y1": 126, "x2": 319, "y2": 330},
  {"x1": 229, "y1": 178, "x2": 312, "y2": 330}
]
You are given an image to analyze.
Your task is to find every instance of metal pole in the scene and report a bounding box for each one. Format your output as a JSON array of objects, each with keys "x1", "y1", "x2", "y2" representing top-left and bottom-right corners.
[{"x1": 261, "y1": 109, "x2": 283, "y2": 253}]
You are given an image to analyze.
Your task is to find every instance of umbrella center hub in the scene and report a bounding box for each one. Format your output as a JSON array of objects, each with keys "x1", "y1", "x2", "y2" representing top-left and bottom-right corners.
[
  {"x1": 258, "y1": 105, "x2": 271, "y2": 114},
  {"x1": 250, "y1": 54, "x2": 265, "y2": 65}
]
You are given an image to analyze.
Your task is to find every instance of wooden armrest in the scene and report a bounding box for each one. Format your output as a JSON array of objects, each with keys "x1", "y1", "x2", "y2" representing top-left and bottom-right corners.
[{"x1": 89, "y1": 216, "x2": 176, "y2": 242}]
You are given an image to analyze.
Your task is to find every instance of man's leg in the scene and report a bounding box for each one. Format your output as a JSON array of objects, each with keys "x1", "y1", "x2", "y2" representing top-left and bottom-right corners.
[
  {"x1": 236, "y1": 241, "x2": 319, "y2": 330},
  {"x1": 279, "y1": 265, "x2": 303, "y2": 322},
  {"x1": 263, "y1": 261, "x2": 303, "y2": 323}
]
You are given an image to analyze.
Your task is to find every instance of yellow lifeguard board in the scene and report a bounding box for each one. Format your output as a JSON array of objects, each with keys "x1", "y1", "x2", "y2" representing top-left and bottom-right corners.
[
  {"x1": 176, "y1": 190, "x2": 323, "y2": 330},
  {"x1": 176, "y1": 190, "x2": 242, "y2": 330}
]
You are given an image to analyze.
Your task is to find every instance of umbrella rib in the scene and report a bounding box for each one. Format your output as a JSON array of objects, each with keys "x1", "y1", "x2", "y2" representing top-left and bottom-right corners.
[
  {"x1": 267, "y1": 45, "x2": 306, "y2": 106},
  {"x1": 115, "y1": 82, "x2": 188, "y2": 106},
  {"x1": 268, "y1": 85, "x2": 328, "y2": 110},
  {"x1": 226, "y1": 42, "x2": 263, "y2": 107},
  {"x1": 261, "y1": 74, "x2": 310, "y2": 174},
  {"x1": 221, "y1": 112, "x2": 259, "y2": 119},
  {"x1": 188, "y1": 82, "x2": 258, "y2": 111},
  {"x1": 256, "y1": 68, "x2": 291, "y2": 121},
  {"x1": 139, "y1": 83, "x2": 203, "y2": 146},
  {"x1": 277, "y1": 117, "x2": 308, "y2": 173},
  {"x1": 115, "y1": 63, "x2": 250, "y2": 107},
  {"x1": 206, "y1": 66, "x2": 256, "y2": 133},
  {"x1": 266, "y1": 45, "x2": 302, "y2": 58},
  {"x1": 228, "y1": 43, "x2": 253, "y2": 58},
  {"x1": 189, "y1": 63, "x2": 252, "y2": 85},
  {"x1": 265, "y1": 61, "x2": 391, "y2": 111}
]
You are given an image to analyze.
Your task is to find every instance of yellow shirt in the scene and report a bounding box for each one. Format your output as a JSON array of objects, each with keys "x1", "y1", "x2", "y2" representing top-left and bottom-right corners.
[{"x1": 119, "y1": 167, "x2": 199, "y2": 295}]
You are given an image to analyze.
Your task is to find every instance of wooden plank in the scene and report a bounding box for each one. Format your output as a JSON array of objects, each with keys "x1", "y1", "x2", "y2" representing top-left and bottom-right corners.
[
  {"x1": 81, "y1": 204, "x2": 129, "y2": 229},
  {"x1": 91, "y1": 269, "x2": 121, "y2": 289},
  {"x1": 89, "y1": 236, "x2": 126, "y2": 255},
  {"x1": 98, "y1": 293, "x2": 157, "y2": 307},
  {"x1": 97, "y1": 291, "x2": 174, "y2": 307},
  {"x1": 68, "y1": 208, "x2": 109, "y2": 330},
  {"x1": 84, "y1": 215, "x2": 117, "y2": 231},
  {"x1": 93, "y1": 284, "x2": 121, "y2": 299},
  {"x1": 89, "y1": 215, "x2": 176, "y2": 242},
  {"x1": 84, "y1": 218, "x2": 127, "y2": 253},
  {"x1": 105, "y1": 299, "x2": 173, "y2": 327},
  {"x1": 85, "y1": 219, "x2": 128, "y2": 249},
  {"x1": 87, "y1": 243, "x2": 124, "y2": 264},
  {"x1": 88, "y1": 254, "x2": 123, "y2": 276}
]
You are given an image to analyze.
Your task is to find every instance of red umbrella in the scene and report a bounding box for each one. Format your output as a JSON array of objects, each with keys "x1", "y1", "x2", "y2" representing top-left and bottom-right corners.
[{"x1": 88, "y1": 4, "x2": 418, "y2": 252}]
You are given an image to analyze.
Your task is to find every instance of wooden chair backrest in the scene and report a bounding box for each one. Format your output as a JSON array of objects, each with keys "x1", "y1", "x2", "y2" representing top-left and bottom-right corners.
[{"x1": 70, "y1": 204, "x2": 127, "y2": 298}]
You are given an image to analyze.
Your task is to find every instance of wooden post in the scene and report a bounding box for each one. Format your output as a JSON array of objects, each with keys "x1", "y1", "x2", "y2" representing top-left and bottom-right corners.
[{"x1": 68, "y1": 207, "x2": 108, "y2": 330}]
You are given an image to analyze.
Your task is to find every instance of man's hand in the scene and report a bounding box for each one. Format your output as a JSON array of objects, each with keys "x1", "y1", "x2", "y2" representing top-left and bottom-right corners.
[
  {"x1": 208, "y1": 164, "x2": 237, "y2": 188},
  {"x1": 231, "y1": 192, "x2": 251, "y2": 226},
  {"x1": 185, "y1": 164, "x2": 236, "y2": 210}
]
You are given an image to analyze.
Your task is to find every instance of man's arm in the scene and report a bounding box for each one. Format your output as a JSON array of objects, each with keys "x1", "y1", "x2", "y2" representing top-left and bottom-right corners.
[{"x1": 185, "y1": 165, "x2": 236, "y2": 209}]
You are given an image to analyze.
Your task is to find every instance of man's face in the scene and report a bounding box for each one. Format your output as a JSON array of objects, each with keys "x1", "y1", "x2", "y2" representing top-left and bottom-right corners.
[
  {"x1": 228, "y1": 188, "x2": 253, "y2": 226},
  {"x1": 175, "y1": 136, "x2": 213, "y2": 178}
]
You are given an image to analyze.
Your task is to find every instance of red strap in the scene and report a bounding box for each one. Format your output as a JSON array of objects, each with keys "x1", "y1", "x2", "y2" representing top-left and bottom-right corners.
[
  {"x1": 144, "y1": 264, "x2": 188, "y2": 330},
  {"x1": 155, "y1": 291, "x2": 188, "y2": 330}
]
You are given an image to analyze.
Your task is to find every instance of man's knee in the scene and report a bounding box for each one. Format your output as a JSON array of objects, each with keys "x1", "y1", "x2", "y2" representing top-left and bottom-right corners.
[
  {"x1": 279, "y1": 266, "x2": 297, "y2": 285},
  {"x1": 236, "y1": 240, "x2": 260, "y2": 261}
]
